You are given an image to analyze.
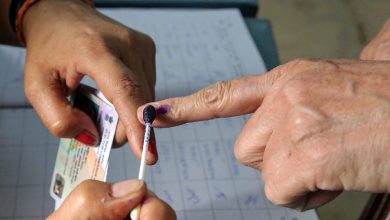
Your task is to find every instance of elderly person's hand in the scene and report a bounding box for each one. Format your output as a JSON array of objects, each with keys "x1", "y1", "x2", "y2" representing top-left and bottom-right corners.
[
  {"x1": 360, "y1": 18, "x2": 390, "y2": 61},
  {"x1": 22, "y1": 0, "x2": 157, "y2": 163},
  {"x1": 47, "y1": 179, "x2": 175, "y2": 220},
  {"x1": 137, "y1": 59, "x2": 390, "y2": 210}
]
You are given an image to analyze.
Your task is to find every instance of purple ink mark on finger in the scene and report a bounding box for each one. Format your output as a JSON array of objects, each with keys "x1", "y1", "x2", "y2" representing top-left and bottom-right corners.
[
  {"x1": 142, "y1": 197, "x2": 154, "y2": 205},
  {"x1": 156, "y1": 105, "x2": 170, "y2": 114}
]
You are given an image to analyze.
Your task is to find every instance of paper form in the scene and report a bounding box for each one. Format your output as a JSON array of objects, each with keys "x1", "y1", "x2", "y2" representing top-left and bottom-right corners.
[
  {"x1": 0, "y1": 8, "x2": 265, "y2": 106},
  {"x1": 0, "y1": 9, "x2": 318, "y2": 220},
  {"x1": 0, "y1": 109, "x2": 318, "y2": 220}
]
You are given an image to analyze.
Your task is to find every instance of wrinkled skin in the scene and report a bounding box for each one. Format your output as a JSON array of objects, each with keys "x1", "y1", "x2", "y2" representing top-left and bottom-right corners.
[
  {"x1": 47, "y1": 179, "x2": 176, "y2": 220},
  {"x1": 137, "y1": 59, "x2": 390, "y2": 210}
]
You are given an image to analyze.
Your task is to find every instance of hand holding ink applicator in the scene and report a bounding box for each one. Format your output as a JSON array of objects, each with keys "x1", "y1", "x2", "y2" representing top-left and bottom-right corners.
[{"x1": 131, "y1": 105, "x2": 156, "y2": 220}]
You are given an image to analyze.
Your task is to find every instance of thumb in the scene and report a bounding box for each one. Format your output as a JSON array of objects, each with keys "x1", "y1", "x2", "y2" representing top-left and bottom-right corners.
[
  {"x1": 104, "y1": 180, "x2": 147, "y2": 218},
  {"x1": 25, "y1": 65, "x2": 99, "y2": 146},
  {"x1": 140, "y1": 191, "x2": 176, "y2": 220},
  {"x1": 52, "y1": 180, "x2": 146, "y2": 219},
  {"x1": 137, "y1": 72, "x2": 280, "y2": 127}
]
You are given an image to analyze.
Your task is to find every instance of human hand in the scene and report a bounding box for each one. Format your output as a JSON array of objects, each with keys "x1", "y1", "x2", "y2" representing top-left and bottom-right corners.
[
  {"x1": 137, "y1": 59, "x2": 390, "y2": 210},
  {"x1": 360, "y1": 18, "x2": 390, "y2": 61},
  {"x1": 47, "y1": 179, "x2": 176, "y2": 220},
  {"x1": 22, "y1": 0, "x2": 157, "y2": 163}
]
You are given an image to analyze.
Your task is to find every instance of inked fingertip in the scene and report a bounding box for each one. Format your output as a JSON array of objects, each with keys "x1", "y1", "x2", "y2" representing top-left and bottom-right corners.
[
  {"x1": 143, "y1": 105, "x2": 157, "y2": 124},
  {"x1": 156, "y1": 104, "x2": 170, "y2": 115}
]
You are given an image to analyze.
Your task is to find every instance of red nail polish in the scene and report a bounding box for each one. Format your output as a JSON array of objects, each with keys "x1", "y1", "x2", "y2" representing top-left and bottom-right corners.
[
  {"x1": 148, "y1": 137, "x2": 158, "y2": 161},
  {"x1": 75, "y1": 130, "x2": 97, "y2": 146}
]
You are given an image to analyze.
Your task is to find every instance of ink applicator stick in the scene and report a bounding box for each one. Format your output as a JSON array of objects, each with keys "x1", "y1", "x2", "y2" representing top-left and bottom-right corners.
[{"x1": 130, "y1": 105, "x2": 156, "y2": 220}]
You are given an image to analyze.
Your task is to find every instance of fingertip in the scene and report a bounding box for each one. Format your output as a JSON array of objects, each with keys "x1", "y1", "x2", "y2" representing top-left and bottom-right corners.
[
  {"x1": 111, "y1": 179, "x2": 146, "y2": 199},
  {"x1": 131, "y1": 125, "x2": 158, "y2": 164},
  {"x1": 73, "y1": 109, "x2": 100, "y2": 146},
  {"x1": 75, "y1": 130, "x2": 99, "y2": 146},
  {"x1": 143, "y1": 102, "x2": 179, "y2": 128},
  {"x1": 113, "y1": 122, "x2": 128, "y2": 147},
  {"x1": 137, "y1": 105, "x2": 147, "y2": 124},
  {"x1": 140, "y1": 191, "x2": 176, "y2": 220},
  {"x1": 154, "y1": 104, "x2": 170, "y2": 115},
  {"x1": 104, "y1": 180, "x2": 146, "y2": 217},
  {"x1": 127, "y1": 122, "x2": 148, "y2": 161},
  {"x1": 146, "y1": 133, "x2": 158, "y2": 165},
  {"x1": 138, "y1": 103, "x2": 169, "y2": 126},
  {"x1": 129, "y1": 135, "x2": 143, "y2": 161}
]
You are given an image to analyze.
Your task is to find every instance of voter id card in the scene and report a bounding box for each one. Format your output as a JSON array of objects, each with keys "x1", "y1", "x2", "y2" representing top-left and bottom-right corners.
[{"x1": 49, "y1": 84, "x2": 118, "y2": 208}]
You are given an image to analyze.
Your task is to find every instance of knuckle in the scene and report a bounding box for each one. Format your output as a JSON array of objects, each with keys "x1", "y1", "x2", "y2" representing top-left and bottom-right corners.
[
  {"x1": 49, "y1": 117, "x2": 73, "y2": 137},
  {"x1": 78, "y1": 32, "x2": 108, "y2": 60},
  {"x1": 233, "y1": 144, "x2": 263, "y2": 170},
  {"x1": 282, "y1": 79, "x2": 309, "y2": 104},
  {"x1": 288, "y1": 105, "x2": 320, "y2": 130},
  {"x1": 264, "y1": 182, "x2": 286, "y2": 206},
  {"x1": 71, "y1": 180, "x2": 96, "y2": 206},
  {"x1": 121, "y1": 29, "x2": 138, "y2": 50},
  {"x1": 168, "y1": 97, "x2": 185, "y2": 122},
  {"x1": 24, "y1": 79, "x2": 40, "y2": 101},
  {"x1": 285, "y1": 58, "x2": 317, "y2": 70},
  {"x1": 77, "y1": 179, "x2": 95, "y2": 192},
  {"x1": 359, "y1": 47, "x2": 371, "y2": 60},
  {"x1": 196, "y1": 81, "x2": 231, "y2": 116},
  {"x1": 297, "y1": 135, "x2": 329, "y2": 164},
  {"x1": 80, "y1": 28, "x2": 103, "y2": 46},
  {"x1": 121, "y1": 29, "x2": 156, "y2": 53},
  {"x1": 111, "y1": 76, "x2": 142, "y2": 105},
  {"x1": 140, "y1": 33, "x2": 156, "y2": 54},
  {"x1": 233, "y1": 144, "x2": 245, "y2": 163},
  {"x1": 286, "y1": 104, "x2": 330, "y2": 145},
  {"x1": 273, "y1": 59, "x2": 319, "y2": 88}
]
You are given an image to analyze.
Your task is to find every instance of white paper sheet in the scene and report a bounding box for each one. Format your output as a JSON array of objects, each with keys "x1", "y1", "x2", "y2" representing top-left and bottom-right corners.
[
  {"x1": 0, "y1": 109, "x2": 318, "y2": 220},
  {"x1": 0, "y1": 9, "x2": 318, "y2": 220},
  {"x1": 0, "y1": 8, "x2": 266, "y2": 106}
]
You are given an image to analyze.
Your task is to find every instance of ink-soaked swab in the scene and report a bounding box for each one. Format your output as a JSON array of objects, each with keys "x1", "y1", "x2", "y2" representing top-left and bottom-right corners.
[{"x1": 130, "y1": 105, "x2": 156, "y2": 220}]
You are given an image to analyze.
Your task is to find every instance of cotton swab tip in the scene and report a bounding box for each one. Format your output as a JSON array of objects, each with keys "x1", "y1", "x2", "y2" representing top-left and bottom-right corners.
[{"x1": 143, "y1": 105, "x2": 156, "y2": 124}]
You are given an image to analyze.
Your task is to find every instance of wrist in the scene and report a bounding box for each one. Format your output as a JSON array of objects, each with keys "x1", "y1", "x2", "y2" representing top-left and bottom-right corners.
[
  {"x1": 342, "y1": 68, "x2": 390, "y2": 192},
  {"x1": 19, "y1": 0, "x2": 94, "y2": 45}
]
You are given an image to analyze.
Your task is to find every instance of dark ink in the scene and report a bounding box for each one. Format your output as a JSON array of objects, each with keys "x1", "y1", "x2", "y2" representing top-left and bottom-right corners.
[
  {"x1": 143, "y1": 105, "x2": 156, "y2": 123},
  {"x1": 156, "y1": 105, "x2": 170, "y2": 114}
]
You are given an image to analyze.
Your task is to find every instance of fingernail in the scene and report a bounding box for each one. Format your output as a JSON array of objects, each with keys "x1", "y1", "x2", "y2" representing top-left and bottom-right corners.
[
  {"x1": 156, "y1": 104, "x2": 170, "y2": 115},
  {"x1": 142, "y1": 191, "x2": 157, "y2": 205},
  {"x1": 147, "y1": 139, "x2": 158, "y2": 163},
  {"x1": 112, "y1": 180, "x2": 144, "y2": 198},
  {"x1": 75, "y1": 130, "x2": 98, "y2": 146}
]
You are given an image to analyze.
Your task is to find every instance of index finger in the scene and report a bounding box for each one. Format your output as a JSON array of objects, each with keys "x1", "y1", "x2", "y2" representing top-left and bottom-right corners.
[
  {"x1": 80, "y1": 54, "x2": 157, "y2": 164},
  {"x1": 137, "y1": 71, "x2": 281, "y2": 127}
]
